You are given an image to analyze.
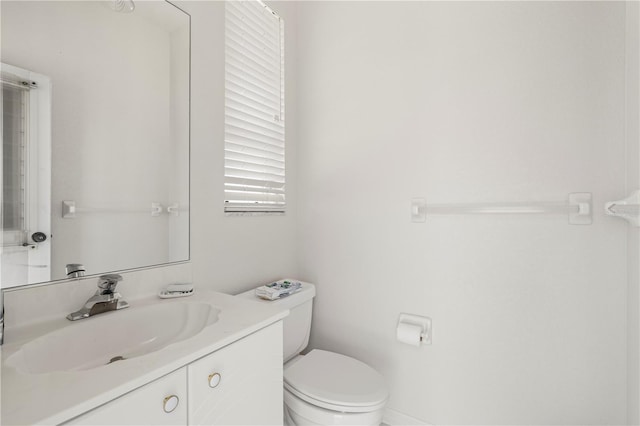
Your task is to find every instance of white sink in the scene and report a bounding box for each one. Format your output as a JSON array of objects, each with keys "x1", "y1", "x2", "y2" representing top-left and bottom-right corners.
[{"x1": 6, "y1": 301, "x2": 220, "y2": 374}]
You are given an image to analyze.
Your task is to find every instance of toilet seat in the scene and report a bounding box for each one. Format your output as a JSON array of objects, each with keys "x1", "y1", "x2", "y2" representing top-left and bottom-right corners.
[{"x1": 284, "y1": 349, "x2": 388, "y2": 413}]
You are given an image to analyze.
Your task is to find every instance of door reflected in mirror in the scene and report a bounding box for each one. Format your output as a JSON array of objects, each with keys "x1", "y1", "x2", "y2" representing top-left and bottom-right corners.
[{"x1": 1, "y1": 1, "x2": 190, "y2": 288}]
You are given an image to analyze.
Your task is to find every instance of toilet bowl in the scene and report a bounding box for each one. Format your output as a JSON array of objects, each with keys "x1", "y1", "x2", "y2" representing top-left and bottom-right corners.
[
  {"x1": 283, "y1": 350, "x2": 387, "y2": 425},
  {"x1": 237, "y1": 281, "x2": 389, "y2": 426}
]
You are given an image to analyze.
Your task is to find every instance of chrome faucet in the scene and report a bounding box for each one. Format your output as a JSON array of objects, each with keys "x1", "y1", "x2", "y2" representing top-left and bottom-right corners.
[
  {"x1": 67, "y1": 274, "x2": 129, "y2": 321},
  {"x1": 66, "y1": 263, "x2": 86, "y2": 279}
]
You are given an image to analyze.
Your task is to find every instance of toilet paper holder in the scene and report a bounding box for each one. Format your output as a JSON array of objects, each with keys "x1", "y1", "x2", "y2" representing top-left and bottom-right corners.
[{"x1": 397, "y1": 313, "x2": 432, "y2": 346}]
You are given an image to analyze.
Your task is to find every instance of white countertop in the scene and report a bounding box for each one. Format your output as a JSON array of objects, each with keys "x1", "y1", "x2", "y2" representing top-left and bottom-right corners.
[{"x1": 0, "y1": 290, "x2": 288, "y2": 425}]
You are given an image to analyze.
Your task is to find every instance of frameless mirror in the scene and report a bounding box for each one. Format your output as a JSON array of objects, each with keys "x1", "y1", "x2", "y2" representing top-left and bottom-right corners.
[{"x1": 1, "y1": 0, "x2": 190, "y2": 288}]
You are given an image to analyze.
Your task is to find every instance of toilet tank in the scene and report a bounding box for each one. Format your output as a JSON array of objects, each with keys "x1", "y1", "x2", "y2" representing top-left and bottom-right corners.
[{"x1": 236, "y1": 281, "x2": 316, "y2": 363}]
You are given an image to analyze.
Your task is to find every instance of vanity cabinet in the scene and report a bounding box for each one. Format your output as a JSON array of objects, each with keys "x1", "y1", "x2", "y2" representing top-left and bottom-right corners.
[
  {"x1": 62, "y1": 322, "x2": 282, "y2": 426},
  {"x1": 188, "y1": 320, "x2": 283, "y2": 425},
  {"x1": 64, "y1": 369, "x2": 187, "y2": 425}
]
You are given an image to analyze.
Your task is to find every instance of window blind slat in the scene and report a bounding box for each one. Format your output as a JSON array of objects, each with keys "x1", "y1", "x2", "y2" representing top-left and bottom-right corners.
[
  {"x1": 227, "y1": 4, "x2": 279, "y2": 38},
  {"x1": 225, "y1": 176, "x2": 285, "y2": 190},
  {"x1": 225, "y1": 159, "x2": 284, "y2": 176},
  {"x1": 225, "y1": 190, "x2": 285, "y2": 201},
  {"x1": 224, "y1": 204, "x2": 286, "y2": 213},
  {"x1": 226, "y1": 29, "x2": 280, "y2": 71},
  {"x1": 225, "y1": 24, "x2": 278, "y2": 58},
  {"x1": 226, "y1": 109, "x2": 283, "y2": 136},
  {"x1": 227, "y1": 3, "x2": 280, "y2": 42},
  {"x1": 226, "y1": 99, "x2": 278, "y2": 125},
  {"x1": 225, "y1": 121, "x2": 283, "y2": 147},
  {"x1": 225, "y1": 42, "x2": 279, "y2": 76},
  {"x1": 226, "y1": 187, "x2": 285, "y2": 196},
  {"x1": 226, "y1": 168, "x2": 284, "y2": 184},
  {"x1": 225, "y1": 139, "x2": 283, "y2": 157},
  {"x1": 226, "y1": 81, "x2": 280, "y2": 113},
  {"x1": 226, "y1": 59, "x2": 280, "y2": 93},
  {"x1": 225, "y1": 150, "x2": 284, "y2": 168},
  {"x1": 236, "y1": 0, "x2": 280, "y2": 27},
  {"x1": 225, "y1": 81, "x2": 282, "y2": 109},
  {"x1": 226, "y1": 189, "x2": 284, "y2": 199},
  {"x1": 225, "y1": 159, "x2": 284, "y2": 173}
]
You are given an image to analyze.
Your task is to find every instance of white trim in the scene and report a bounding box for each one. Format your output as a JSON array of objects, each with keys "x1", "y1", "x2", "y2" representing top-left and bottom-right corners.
[{"x1": 383, "y1": 408, "x2": 430, "y2": 426}]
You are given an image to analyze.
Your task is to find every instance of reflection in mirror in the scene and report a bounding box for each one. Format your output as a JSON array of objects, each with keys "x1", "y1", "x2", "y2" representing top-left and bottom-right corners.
[
  {"x1": 1, "y1": 1, "x2": 190, "y2": 289},
  {"x1": 1, "y1": 64, "x2": 52, "y2": 286}
]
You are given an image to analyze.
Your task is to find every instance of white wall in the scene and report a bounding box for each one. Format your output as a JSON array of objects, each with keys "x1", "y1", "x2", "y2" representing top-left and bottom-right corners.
[
  {"x1": 296, "y1": 2, "x2": 629, "y2": 424},
  {"x1": 626, "y1": 2, "x2": 640, "y2": 424},
  {"x1": 176, "y1": 1, "x2": 298, "y2": 294}
]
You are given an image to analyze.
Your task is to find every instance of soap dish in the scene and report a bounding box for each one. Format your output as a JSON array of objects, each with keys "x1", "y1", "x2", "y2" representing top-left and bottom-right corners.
[{"x1": 158, "y1": 283, "x2": 194, "y2": 299}]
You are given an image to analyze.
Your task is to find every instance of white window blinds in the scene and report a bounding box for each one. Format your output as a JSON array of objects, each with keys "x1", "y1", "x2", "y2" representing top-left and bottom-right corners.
[{"x1": 224, "y1": 0, "x2": 285, "y2": 213}]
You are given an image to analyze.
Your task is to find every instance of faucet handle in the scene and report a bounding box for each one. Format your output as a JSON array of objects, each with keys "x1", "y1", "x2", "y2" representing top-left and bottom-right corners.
[
  {"x1": 97, "y1": 274, "x2": 123, "y2": 293},
  {"x1": 66, "y1": 263, "x2": 86, "y2": 278}
]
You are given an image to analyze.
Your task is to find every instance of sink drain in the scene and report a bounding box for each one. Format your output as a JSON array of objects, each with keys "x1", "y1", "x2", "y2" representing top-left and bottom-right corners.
[{"x1": 107, "y1": 355, "x2": 126, "y2": 365}]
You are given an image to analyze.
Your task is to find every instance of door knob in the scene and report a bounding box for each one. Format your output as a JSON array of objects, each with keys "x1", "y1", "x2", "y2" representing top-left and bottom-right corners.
[{"x1": 31, "y1": 232, "x2": 47, "y2": 243}]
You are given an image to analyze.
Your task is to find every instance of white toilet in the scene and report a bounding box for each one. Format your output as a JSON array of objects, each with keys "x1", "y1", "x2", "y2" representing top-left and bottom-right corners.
[{"x1": 238, "y1": 281, "x2": 388, "y2": 425}]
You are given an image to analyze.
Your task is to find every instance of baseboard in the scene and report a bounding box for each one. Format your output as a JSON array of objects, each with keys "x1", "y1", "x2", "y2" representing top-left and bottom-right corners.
[{"x1": 382, "y1": 408, "x2": 430, "y2": 425}]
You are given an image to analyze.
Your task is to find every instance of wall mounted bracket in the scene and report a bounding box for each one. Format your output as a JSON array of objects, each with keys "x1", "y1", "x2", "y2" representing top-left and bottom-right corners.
[
  {"x1": 605, "y1": 190, "x2": 640, "y2": 227},
  {"x1": 397, "y1": 313, "x2": 432, "y2": 346}
]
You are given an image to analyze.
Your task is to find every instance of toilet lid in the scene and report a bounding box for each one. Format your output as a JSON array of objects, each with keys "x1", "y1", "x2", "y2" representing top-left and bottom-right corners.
[{"x1": 284, "y1": 350, "x2": 388, "y2": 411}]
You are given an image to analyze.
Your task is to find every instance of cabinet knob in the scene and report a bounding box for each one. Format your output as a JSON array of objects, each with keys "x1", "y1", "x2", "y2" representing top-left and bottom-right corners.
[
  {"x1": 208, "y1": 372, "x2": 221, "y2": 388},
  {"x1": 163, "y1": 395, "x2": 179, "y2": 413}
]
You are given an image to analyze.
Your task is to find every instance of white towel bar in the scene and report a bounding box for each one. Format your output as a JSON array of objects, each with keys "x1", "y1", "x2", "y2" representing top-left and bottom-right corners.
[
  {"x1": 413, "y1": 193, "x2": 592, "y2": 225},
  {"x1": 61, "y1": 200, "x2": 170, "y2": 218}
]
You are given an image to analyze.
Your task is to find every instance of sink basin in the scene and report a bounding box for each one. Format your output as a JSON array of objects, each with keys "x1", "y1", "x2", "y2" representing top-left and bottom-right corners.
[{"x1": 6, "y1": 301, "x2": 220, "y2": 374}]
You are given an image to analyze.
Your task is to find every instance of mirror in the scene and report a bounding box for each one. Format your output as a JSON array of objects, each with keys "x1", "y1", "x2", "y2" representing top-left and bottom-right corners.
[{"x1": 1, "y1": 1, "x2": 190, "y2": 288}]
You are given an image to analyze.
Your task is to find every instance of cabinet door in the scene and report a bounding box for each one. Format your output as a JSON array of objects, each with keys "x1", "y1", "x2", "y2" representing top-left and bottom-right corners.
[
  {"x1": 188, "y1": 322, "x2": 283, "y2": 425},
  {"x1": 63, "y1": 368, "x2": 187, "y2": 426}
]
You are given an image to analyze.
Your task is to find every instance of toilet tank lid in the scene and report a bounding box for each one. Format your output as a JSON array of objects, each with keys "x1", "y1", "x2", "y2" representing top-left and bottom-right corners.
[
  {"x1": 284, "y1": 349, "x2": 389, "y2": 409},
  {"x1": 235, "y1": 280, "x2": 316, "y2": 310}
]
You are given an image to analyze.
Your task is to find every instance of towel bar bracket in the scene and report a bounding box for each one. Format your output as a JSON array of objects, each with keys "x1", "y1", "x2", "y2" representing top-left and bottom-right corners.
[
  {"x1": 568, "y1": 193, "x2": 592, "y2": 225},
  {"x1": 605, "y1": 190, "x2": 640, "y2": 227}
]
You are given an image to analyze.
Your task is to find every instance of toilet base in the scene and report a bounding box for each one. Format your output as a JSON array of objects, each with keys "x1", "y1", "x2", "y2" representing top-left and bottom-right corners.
[{"x1": 284, "y1": 388, "x2": 384, "y2": 426}]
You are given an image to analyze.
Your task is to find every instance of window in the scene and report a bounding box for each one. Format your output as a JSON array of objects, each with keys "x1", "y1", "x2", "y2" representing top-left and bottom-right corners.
[{"x1": 224, "y1": 0, "x2": 285, "y2": 213}]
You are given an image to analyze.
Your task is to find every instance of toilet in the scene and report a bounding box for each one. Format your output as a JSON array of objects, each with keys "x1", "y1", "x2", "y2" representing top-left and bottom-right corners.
[{"x1": 237, "y1": 281, "x2": 388, "y2": 426}]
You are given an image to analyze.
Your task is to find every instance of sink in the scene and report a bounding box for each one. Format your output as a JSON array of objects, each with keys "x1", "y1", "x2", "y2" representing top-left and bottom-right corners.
[{"x1": 6, "y1": 301, "x2": 220, "y2": 374}]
